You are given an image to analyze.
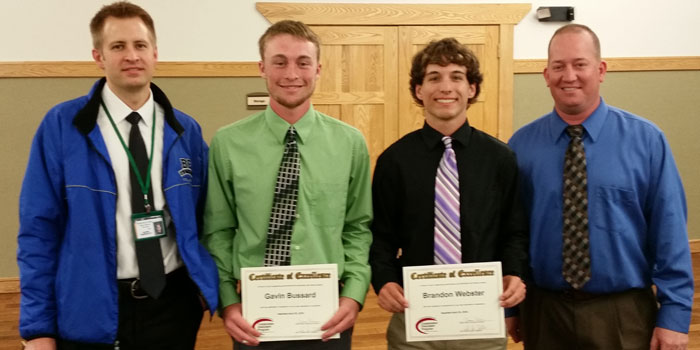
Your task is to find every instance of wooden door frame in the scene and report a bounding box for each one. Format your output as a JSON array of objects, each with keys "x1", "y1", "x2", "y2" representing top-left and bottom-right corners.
[{"x1": 256, "y1": 3, "x2": 530, "y2": 25}]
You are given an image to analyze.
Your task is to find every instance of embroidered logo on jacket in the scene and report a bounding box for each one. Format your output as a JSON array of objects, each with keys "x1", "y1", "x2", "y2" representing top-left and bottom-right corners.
[{"x1": 179, "y1": 158, "x2": 193, "y2": 180}]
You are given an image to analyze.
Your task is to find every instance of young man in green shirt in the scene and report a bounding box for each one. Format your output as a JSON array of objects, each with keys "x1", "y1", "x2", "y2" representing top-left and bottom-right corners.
[{"x1": 202, "y1": 20, "x2": 372, "y2": 350}]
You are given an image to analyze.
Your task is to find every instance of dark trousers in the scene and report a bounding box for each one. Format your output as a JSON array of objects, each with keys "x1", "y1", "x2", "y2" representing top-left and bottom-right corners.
[
  {"x1": 233, "y1": 327, "x2": 353, "y2": 350},
  {"x1": 57, "y1": 268, "x2": 204, "y2": 350},
  {"x1": 521, "y1": 286, "x2": 657, "y2": 350}
]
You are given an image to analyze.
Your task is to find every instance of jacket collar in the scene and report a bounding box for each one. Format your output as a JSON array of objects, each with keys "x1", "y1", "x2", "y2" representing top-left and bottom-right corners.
[{"x1": 73, "y1": 78, "x2": 185, "y2": 136}]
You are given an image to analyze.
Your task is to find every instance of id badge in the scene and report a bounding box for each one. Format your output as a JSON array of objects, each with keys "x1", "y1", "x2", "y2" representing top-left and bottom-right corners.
[{"x1": 131, "y1": 210, "x2": 166, "y2": 241}]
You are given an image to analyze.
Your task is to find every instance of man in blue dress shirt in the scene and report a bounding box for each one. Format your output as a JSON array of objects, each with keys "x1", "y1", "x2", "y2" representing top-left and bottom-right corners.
[{"x1": 508, "y1": 24, "x2": 692, "y2": 350}]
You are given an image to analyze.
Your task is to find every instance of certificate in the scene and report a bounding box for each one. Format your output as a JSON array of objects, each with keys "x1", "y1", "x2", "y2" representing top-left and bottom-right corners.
[
  {"x1": 403, "y1": 262, "x2": 504, "y2": 342},
  {"x1": 241, "y1": 264, "x2": 339, "y2": 341}
]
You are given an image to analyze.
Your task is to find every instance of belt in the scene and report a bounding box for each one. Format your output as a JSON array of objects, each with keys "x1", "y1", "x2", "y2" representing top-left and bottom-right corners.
[
  {"x1": 538, "y1": 286, "x2": 655, "y2": 305},
  {"x1": 535, "y1": 286, "x2": 602, "y2": 301},
  {"x1": 542, "y1": 287, "x2": 646, "y2": 302},
  {"x1": 558, "y1": 288, "x2": 601, "y2": 301},
  {"x1": 117, "y1": 267, "x2": 190, "y2": 299}
]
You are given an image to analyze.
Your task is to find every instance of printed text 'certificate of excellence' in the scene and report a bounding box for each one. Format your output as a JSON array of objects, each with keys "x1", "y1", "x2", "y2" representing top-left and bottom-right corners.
[
  {"x1": 241, "y1": 264, "x2": 339, "y2": 341},
  {"x1": 403, "y1": 261, "x2": 505, "y2": 342}
]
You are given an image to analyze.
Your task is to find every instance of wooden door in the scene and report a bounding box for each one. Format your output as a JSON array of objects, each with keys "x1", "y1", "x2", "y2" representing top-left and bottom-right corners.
[
  {"x1": 310, "y1": 25, "x2": 502, "y2": 170},
  {"x1": 310, "y1": 26, "x2": 399, "y2": 170},
  {"x1": 398, "y1": 26, "x2": 500, "y2": 137},
  {"x1": 258, "y1": 3, "x2": 530, "y2": 146}
]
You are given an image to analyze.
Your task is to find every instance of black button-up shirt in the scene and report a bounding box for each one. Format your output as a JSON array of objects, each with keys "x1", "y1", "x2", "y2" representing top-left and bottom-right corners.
[{"x1": 370, "y1": 121, "x2": 529, "y2": 293}]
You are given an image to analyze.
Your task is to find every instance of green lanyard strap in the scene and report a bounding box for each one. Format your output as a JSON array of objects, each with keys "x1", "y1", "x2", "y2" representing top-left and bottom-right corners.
[{"x1": 100, "y1": 100, "x2": 157, "y2": 210}]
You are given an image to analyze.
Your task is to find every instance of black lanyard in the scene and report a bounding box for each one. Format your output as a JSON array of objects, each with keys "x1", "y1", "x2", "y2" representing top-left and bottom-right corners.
[{"x1": 101, "y1": 101, "x2": 157, "y2": 210}]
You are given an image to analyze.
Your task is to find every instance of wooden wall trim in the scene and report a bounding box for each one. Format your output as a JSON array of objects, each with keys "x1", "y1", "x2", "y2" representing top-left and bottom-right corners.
[
  {"x1": 2, "y1": 57, "x2": 698, "y2": 78},
  {"x1": 0, "y1": 278, "x2": 19, "y2": 294},
  {"x1": 256, "y1": 2, "x2": 531, "y2": 25},
  {"x1": 514, "y1": 56, "x2": 700, "y2": 74},
  {"x1": 0, "y1": 61, "x2": 260, "y2": 78},
  {"x1": 1, "y1": 238, "x2": 697, "y2": 293},
  {"x1": 691, "y1": 239, "x2": 700, "y2": 254}
]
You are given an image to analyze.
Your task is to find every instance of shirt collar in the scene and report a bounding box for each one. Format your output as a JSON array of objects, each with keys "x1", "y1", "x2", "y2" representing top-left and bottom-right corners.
[
  {"x1": 101, "y1": 84, "x2": 155, "y2": 127},
  {"x1": 264, "y1": 104, "x2": 316, "y2": 145},
  {"x1": 420, "y1": 119, "x2": 472, "y2": 150},
  {"x1": 549, "y1": 97, "x2": 609, "y2": 143}
]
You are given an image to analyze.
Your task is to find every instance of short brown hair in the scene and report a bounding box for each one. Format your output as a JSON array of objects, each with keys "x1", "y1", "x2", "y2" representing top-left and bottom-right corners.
[
  {"x1": 548, "y1": 24, "x2": 601, "y2": 60},
  {"x1": 90, "y1": 1, "x2": 156, "y2": 49},
  {"x1": 409, "y1": 38, "x2": 483, "y2": 106},
  {"x1": 258, "y1": 20, "x2": 320, "y2": 61}
]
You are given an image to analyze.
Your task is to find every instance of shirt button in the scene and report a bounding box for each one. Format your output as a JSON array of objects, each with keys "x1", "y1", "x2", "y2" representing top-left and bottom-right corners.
[{"x1": 294, "y1": 245, "x2": 301, "y2": 250}]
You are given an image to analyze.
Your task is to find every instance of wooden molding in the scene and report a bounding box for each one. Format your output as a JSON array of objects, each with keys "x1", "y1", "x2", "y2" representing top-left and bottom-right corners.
[
  {"x1": 0, "y1": 278, "x2": 19, "y2": 294},
  {"x1": 2, "y1": 57, "x2": 698, "y2": 78},
  {"x1": 513, "y1": 59, "x2": 546, "y2": 74},
  {"x1": 256, "y1": 2, "x2": 531, "y2": 25},
  {"x1": 514, "y1": 56, "x2": 700, "y2": 74},
  {"x1": 691, "y1": 239, "x2": 700, "y2": 254},
  {"x1": 498, "y1": 24, "x2": 516, "y2": 141},
  {"x1": 154, "y1": 62, "x2": 260, "y2": 77},
  {"x1": 0, "y1": 61, "x2": 260, "y2": 78}
]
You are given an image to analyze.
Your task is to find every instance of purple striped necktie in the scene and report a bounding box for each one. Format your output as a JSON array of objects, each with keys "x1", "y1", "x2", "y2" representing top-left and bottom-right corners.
[{"x1": 434, "y1": 136, "x2": 461, "y2": 265}]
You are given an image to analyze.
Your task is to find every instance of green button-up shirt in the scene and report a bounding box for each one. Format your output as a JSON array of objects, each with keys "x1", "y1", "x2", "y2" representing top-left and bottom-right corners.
[{"x1": 203, "y1": 105, "x2": 373, "y2": 309}]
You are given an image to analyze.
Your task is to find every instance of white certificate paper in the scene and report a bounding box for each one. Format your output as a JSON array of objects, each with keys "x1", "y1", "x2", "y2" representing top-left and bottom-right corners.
[
  {"x1": 403, "y1": 262, "x2": 504, "y2": 342},
  {"x1": 241, "y1": 264, "x2": 339, "y2": 341}
]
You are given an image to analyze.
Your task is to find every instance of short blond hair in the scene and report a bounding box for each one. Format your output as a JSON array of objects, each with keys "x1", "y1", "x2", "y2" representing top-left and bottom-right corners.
[
  {"x1": 258, "y1": 20, "x2": 320, "y2": 61},
  {"x1": 90, "y1": 1, "x2": 156, "y2": 49},
  {"x1": 548, "y1": 24, "x2": 601, "y2": 60}
]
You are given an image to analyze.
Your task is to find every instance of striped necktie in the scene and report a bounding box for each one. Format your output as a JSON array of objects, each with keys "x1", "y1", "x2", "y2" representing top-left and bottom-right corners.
[{"x1": 434, "y1": 136, "x2": 461, "y2": 265}]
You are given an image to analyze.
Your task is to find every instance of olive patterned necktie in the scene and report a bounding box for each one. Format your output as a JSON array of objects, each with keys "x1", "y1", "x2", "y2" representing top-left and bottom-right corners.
[{"x1": 562, "y1": 125, "x2": 591, "y2": 289}]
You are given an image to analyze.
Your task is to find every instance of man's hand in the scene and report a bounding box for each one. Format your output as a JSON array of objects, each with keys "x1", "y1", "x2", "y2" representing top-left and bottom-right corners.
[
  {"x1": 650, "y1": 327, "x2": 688, "y2": 350},
  {"x1": 222, "y1": 303, "x2": 261, "y2": 346},
  {"x1": 506, "y1": 316, "x2": 522, "y2": 343},
  {"x1": 24, "y1": 337, "x2": 56, "y2": 350},
  {"x1": 377, "y1": 282, "x2": 409, "y2": 313},
  {"x1": 500, "y1": 275, "x2": 526, "y2": 308},
  {"x1": 320, "y1": 297, "x2": 360, "y2": 341}
]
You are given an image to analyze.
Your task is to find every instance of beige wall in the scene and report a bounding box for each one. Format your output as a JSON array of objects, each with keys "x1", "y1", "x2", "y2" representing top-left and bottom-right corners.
[{"x1": 2, "y1": 72, "x2": 698, "y2": 277}]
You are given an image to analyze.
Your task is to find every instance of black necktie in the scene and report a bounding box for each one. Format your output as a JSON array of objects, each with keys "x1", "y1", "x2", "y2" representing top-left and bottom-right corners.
[
  {"x1": 263, "y1": 127, "x2": 300, "y2": 266},
  {"x1": 126, "y1": 112, "x2": 166, "y2": 298},
  {"x1": 562, "y1": 125, "x2": 591, "y2": 289}
]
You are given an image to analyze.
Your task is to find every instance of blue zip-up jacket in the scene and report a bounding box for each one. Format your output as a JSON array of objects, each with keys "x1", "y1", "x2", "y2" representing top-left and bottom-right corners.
[{"x1": 17, "y1": 78, "x2": 219, "y2": 344}]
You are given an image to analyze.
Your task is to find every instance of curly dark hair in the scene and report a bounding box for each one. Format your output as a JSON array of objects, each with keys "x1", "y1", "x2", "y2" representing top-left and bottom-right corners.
[{"x1": 409, "y1": 38, "x2": 483, "y2": 106}]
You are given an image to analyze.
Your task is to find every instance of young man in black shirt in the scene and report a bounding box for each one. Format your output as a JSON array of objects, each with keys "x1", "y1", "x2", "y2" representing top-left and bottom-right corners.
[{"x1": 369, "y1": 37, "x2": 529, "y2": 349}]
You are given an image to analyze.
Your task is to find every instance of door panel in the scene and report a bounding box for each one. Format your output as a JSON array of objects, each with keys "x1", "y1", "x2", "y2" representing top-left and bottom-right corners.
[
  {"x1": 398, "y1": 26, "x2": 500, "y2": 138},
  {"x1": 311, "y1": 26, "x2": 398, "y2": 170},
  {"x1": 311, "y1": 25, "x2": 501, "y2": 170}
]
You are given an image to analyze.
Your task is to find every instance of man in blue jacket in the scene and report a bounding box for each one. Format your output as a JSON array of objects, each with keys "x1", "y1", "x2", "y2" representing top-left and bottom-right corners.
[{"x1": 17, "y1": 2, "x2": 218, "y2": 349}]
